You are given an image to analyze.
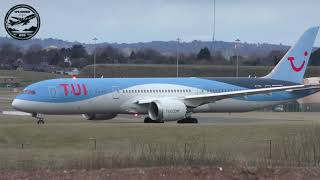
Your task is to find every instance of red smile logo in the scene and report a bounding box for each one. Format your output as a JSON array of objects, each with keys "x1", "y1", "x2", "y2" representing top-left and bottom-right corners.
[{"x1": 287, "y1": 51, "x2": 308, "y2": 72}]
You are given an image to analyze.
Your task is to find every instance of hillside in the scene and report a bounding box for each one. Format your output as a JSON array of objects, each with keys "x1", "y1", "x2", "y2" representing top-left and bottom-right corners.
[{"x1": 0, "y1": 37, "x2": 290, "y2": 58}]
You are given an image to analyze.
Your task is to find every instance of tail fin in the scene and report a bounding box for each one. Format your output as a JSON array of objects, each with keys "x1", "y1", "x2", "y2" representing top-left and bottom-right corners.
[{"x1": 264, "y1": 26, "x2": 319, "y2": 84}]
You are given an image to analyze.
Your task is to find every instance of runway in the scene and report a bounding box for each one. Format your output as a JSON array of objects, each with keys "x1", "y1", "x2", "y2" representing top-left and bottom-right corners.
[
  {"x1": 1, "y1": 108, "x2": 320, "y2": 125},
  {"x1": 114, "y1": 112, "x2": 320, "y2": 124}
]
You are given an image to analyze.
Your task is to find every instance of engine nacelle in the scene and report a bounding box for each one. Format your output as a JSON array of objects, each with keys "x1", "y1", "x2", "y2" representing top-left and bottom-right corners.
[
  {"x1": 148, "y1": 99, "x2": 187, "y2": 121},
  {"x1": 82, "y1": 113, "x2": 117, "y2": 120}
]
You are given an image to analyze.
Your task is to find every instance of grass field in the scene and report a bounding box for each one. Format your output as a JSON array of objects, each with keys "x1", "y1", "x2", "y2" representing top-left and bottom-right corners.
[
  {"x1": 0, "y1": 113, "x2": 317, "y2": 170},
  {"x1": 0, "y1": 70, "x2": 65, "y2": 86}
]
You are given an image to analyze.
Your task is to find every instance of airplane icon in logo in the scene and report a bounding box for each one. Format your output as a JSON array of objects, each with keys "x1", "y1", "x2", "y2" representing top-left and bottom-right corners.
[{"x1": 8, "y1": 14, "x2": 36, "y2": 26}]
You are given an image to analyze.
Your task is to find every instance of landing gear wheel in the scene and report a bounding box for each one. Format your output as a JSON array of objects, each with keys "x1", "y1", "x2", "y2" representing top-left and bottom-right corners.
[
  {"x1": 33, "y1": 113, "x2": 45, "y2": 125},
  {"x1": 177, "y1": 117, "x2": 198, "y2": 124},
  {"x1": 144, "y1": 117, "x2": 153, "y2": 123},
  {"x1": 144, "y1": 117, "x2": 164, "y2": 123},
  {"x1": 37, "y1": 119, "x2": 45, "y2": 124}
]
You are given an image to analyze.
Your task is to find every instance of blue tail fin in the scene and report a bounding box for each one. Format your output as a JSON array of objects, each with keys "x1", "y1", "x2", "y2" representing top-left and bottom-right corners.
[{"x1": 264, "y1": 26, "x2": 319, "y2": 84}]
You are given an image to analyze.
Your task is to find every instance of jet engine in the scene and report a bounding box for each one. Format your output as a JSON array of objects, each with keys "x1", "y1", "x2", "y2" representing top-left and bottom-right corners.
[
  {"x1": 148, "y1": 99, "x2": 187, "y2": 121},
  {"x1": 82, "y1": 113, "x2": 117, "y2": 120}
]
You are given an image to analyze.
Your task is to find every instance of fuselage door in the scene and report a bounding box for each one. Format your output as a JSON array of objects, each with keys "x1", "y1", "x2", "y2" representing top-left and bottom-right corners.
[
  {"x1": 112, "y1": 86, "x2": 120, "y2": 99},
  {"x1": 195, "y1": 85, "x2": 203, "y2": 95},
  {"x1": 48, "y1": 86, "x2": 57, "y2": 99}
]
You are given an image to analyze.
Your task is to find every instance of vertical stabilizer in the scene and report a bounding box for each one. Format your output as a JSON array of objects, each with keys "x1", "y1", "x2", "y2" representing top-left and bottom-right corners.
[{"x1": 264, "y1": 27, "x2": 319, "y2": 83}]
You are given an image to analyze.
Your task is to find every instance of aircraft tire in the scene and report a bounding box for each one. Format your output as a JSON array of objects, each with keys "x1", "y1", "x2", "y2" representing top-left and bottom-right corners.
[
  {"x1": 144, "y1": 117, "x2": 164, "y2": 123},
  {"x1": 177, "y1": 117, "x2": 198, "y2": 124},
  {"x1": 37, "y1": 119, "x2": 45, "y2": 124}
]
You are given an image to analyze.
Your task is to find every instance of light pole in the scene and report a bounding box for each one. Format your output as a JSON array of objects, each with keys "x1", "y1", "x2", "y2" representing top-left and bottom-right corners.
[
  {"x1": 235, "y1": 38, "x2": 240, "y2": 77},
  {"x1": 176, "y1": 38, "x2": 181, "y2": 78},
  {"x1": 93, "y1": 37, "x2": 98, "y2": 78},
  {"x1": 211, "y1": 0, "x2": 216, "y2": 53}
]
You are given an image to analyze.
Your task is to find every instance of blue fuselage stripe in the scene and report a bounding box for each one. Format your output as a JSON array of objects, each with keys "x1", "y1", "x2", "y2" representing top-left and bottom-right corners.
[{"x1": 15, "y1": 77, "x2": 312, "y2": 103}]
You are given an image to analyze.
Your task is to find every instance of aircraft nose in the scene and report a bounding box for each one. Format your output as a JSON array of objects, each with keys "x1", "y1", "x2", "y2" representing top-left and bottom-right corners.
[{"x1": 12, "y1": 99, "x2": 23, "y2": 111}]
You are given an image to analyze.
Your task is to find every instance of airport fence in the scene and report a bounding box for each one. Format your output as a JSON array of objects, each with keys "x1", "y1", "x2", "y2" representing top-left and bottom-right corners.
[{"x1": 0, "y1": 135, "x2": 313, "y2": 170}]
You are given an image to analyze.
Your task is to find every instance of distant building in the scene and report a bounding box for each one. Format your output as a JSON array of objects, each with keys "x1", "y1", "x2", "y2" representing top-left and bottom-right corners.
[
  {"x1": 0, "y1": 76, "x2": 20, "y2": 87},
  {"x1": 45, "y1": 45, "x2": 59, "y2": 51},
  {"x1": 64, "y1": 57, "x2": 72, "y2": 66},
  {"x1": 21, "y1": 64, "x2": 36, "y2": 71},
  {"x1": 297, "y1": 77, "x2": 320, "y2": 112},
  {"x1": 65, "y1": 68, "x2": 80, "y2": 76}
]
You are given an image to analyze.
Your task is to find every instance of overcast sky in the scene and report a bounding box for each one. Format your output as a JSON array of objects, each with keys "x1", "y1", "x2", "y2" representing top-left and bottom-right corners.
[{"x1": 1, "y1": 0, "x2": 320, "y2": 46}]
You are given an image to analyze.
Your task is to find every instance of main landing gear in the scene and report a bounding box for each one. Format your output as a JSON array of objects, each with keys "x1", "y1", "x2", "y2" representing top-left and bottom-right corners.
[
  {"x1": 143, "y1": 117, "x2": 198, "y2": 124},
  {"x1": 177, "y1": 117, "x2": 198, "y2": 124},
  {"x1": 144, "y1": 117, "x2": 164, "y2": 123},
  {"x1": 32, "y1": 113, "x2": 45, "y2": 124}
]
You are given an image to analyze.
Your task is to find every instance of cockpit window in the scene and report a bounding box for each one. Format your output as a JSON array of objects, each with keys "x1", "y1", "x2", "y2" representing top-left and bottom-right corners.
[{"x1": 23, "y1": 89, "x2": 36, "y2": 95}]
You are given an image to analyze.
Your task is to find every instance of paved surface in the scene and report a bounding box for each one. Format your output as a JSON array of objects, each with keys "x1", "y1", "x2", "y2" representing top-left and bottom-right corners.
[
  {"x1": 2, "y1": 108, "x2": 320, "y2": 124},
  {"x1": 114, "y1": 112, "x2": 320, "y2": 124}
]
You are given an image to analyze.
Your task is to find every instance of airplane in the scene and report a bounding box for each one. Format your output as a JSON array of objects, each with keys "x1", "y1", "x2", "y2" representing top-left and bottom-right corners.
[
  {"x1": 8, "y1": 14, "x2": 36, "y2": 26},
  {"x1": 12, "y1": 27, "x2": 320, "y2": 124}
]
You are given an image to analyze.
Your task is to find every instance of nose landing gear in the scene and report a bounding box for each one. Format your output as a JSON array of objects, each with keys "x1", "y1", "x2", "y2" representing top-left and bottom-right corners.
[{"x1": 32, "y1": 113, "x2": 45, "y2": 124}]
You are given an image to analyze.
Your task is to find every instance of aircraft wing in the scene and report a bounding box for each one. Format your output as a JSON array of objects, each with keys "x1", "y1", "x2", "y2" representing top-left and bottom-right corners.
[
  {"x1": 285, "y1": 85, "x2": 320, "y2": 92},
  {"x1": 11, "y1": 16, "x2": 23, "y2": 21},
  {"x1": 136, "y1": 84, "x2": 320, "y2": 107},
  {"x1": 183, "y1": 84, "x2": 318, "y2": 107}
]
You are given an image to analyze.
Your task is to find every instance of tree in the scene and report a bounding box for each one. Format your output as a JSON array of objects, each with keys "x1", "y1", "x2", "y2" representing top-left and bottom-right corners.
[
  {"x1": 46, "y1": 49, "x2": 64, "y2": 66},
  {"x1": 267, "y1": 50, "x2": 285, "y2": 65},
  {"x1": 135, "y1": 48, "x2": 166, "y2": 64},
  {"x1": 0, "y1": 43, "x2": 22, "y2": 65},
  {"x1": 130, "y1": 51, "x2": 136, "y2": 59},
  {"x1": 310, "y1": 48, "x2": 320, "y2": 66},
  {"x1": 24, "y1": 44, "x2": 43, "y2": 64},
  {"x1": 70, "y1": 44, "x2": 88, "y2": 59},
  {"x1": 197, "y1": 47, "x2": 211, "y2": 60},
  {"x1": 211, "y1": 51, "x2": 228, "y2": 65},
  {"x1": 95, "y1": 46, "x2": 125, "y2": 64}
]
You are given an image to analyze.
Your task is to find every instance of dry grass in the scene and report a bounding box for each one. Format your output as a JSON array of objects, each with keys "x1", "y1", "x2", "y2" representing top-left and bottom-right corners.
[
  {"x1": 0, "y1": 70, "x2": 65, "y2": 86},
  {"x1": 0, "y1": 113, "x2": 319, "y2": 170}
]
